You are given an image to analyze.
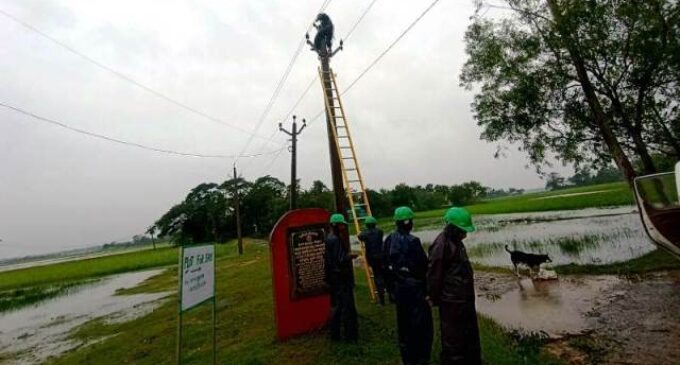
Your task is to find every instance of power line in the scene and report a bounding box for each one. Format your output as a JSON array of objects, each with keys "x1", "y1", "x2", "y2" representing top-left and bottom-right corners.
[
  {"x1": 0, "y1": 102, "x2": 283, "y2": 159},
  {"x1": 343, "y1": 0, "x2": 441, "y2": 94},
  {"x1": 343, "y1": 0, "x2": 379, "y2": 41},
  {"x1": 308, "y1": 0, "x2": 442, "y2": 125},
  {"x1": 0, "y1": 8, "x2": 277, "y2": 144},
  {"x1": 233, "y1": 0, "x2": 333, "y2": 164},
  {"x1": 251, "y1": 0, "x2": 378, "y2": 166}
]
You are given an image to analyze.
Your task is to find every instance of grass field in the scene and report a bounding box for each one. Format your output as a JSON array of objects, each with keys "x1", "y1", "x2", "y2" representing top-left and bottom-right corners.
[
  {"x1": 0, "y1": 243, "x2": 248, "y2": 312},
  {"x1": 555, "y1": 248, "x2": 680, "y2": 275},
  {"x1": 44, "y1": 242, "x2": 564, "y2": 365},
  {"x1": 375, "y1": 182, "x2": 634, "y2": 227}
]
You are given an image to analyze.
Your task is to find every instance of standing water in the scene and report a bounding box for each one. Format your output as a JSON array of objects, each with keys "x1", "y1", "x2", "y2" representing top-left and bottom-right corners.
[
  {"x1": 0, "y1": 270, "x2": 168, "y2": 365},
  {"x1": 413, "y1": 207, "x2": 654, "y2": 267}
]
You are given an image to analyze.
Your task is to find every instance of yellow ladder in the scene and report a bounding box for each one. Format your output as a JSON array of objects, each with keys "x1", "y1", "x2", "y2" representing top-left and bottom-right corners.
[{"x1": 318, "y1": 67, "x2": 377, "y2": 302}]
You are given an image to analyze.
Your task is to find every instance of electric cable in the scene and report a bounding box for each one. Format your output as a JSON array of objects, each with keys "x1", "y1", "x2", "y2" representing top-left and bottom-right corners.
[
  {"x1": 233, "y1": 0, "x2": 333, "y2": 164},
  {"x1": 0, "y1": 8, "x2": 277, "y2": 144},
  {"x1": 0, "y1": 102, "x2": 283, "y2": 159},
  {"x1": 308, "y1": 0, "x2": 442, "y2": 125}
]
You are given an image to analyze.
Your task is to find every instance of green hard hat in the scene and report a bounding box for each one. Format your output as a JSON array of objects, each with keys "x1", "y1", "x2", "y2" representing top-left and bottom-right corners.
[
  {"x1": 444, "y1": 207, "x2": 476, "y2": 233},
  {"x1": 393, "y1": 206, "x2": 414, "y2": 221},
  {"x1": 364, "y1": 216, "x2": 377, "y2": 225},
  {"x1": 330, "y1": 213, "x2": 347, "y2": 225}
]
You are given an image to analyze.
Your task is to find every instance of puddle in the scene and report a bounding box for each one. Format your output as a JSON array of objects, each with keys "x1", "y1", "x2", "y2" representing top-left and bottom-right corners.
[
  {"x1": 411, "y1": 207, "x2": 655, "y2": 267},
  {"x1": 0, "y1": 270, "x2": 169, "y2": 364},
  {"x1": 476, "y1": 276, "x2": 621, "y2": 336}
]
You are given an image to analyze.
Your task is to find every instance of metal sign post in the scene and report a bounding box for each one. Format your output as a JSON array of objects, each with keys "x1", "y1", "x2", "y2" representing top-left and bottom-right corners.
[{"x1": 177, "y1": 244, "x2": 217, "y2": 365}]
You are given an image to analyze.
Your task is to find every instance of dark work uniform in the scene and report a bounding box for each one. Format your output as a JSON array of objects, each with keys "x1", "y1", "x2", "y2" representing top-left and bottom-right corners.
[
  {"x1": 358, "y1": 227, "x2": 385, "y2": 304},
  {"x1": 427, "y1": 231, "x2": 482, "y2": 365},
  {"x1": 384, "y1": 230, "x2": 433, "y2": 365},
  {"x1": 325, "y1": 231, "x2": 358, "y2": 341}
]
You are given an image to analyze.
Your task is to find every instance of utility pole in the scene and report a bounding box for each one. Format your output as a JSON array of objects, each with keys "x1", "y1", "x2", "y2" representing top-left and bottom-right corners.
[
  {"x1": 279, "y1": 115, "x2": 306, "y2": 210},
  {"x1": 233, "y1": 165, "x2": 243, "y2": 256},
  {"x1": 307, "y1": 23, "x2": 345, "y2": 215}
]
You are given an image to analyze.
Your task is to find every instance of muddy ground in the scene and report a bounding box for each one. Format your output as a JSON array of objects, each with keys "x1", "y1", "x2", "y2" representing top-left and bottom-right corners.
[{"x1": 474, "y1": 270, "x2": 680, "y2": 365}]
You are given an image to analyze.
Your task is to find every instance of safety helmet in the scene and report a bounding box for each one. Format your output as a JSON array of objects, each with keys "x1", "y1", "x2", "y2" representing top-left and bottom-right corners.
[
  {"x1": 393, "y1": 206, "x2": 414, "y2": 222},
  {"x1": 364, "y1": 216, "x2": 377, "y2": 225},
  {"x1": 443, "y1": 207, "x2": 476, "y2": 233},
  {"x1": 330, "y1": 213, "x2": 347, "y2": 225}
]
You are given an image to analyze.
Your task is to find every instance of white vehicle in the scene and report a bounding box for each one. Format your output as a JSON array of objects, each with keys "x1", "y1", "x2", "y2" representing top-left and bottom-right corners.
[{"x1": 633, "y1": 162, "x2": 680, "y2": 259}]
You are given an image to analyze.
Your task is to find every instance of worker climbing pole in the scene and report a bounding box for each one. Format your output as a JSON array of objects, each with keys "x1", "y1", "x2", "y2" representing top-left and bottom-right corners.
[{"x1": 307, "y1": 13, "x2": 378, "y2": 302}]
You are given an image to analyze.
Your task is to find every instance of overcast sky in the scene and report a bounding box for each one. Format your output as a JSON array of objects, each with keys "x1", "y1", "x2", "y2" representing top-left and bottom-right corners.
[{"x1": 0, "y1": 0, "x2": 571, "y2": 258}]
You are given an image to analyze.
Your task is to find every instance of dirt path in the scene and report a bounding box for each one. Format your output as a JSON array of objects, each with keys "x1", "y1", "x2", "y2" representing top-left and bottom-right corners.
[
  {"x1": 474, "y1": 270, "x2": 680, "y2": 365},
  {"x1": 589, "y1": 271, "x2": 680, "y2": 365}
]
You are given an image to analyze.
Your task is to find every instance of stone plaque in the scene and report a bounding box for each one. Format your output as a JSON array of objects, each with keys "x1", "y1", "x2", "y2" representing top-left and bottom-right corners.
[{"x1": 288, "y1": 226, "x2": 329, "y2": 299}]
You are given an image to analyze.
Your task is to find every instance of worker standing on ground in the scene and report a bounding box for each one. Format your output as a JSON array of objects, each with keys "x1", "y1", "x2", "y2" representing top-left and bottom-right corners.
[
  {"x1": 427, "y1": 207, "x2": 482, "y2": 365},
  {"x1": 358, "y1": 216, "x2": 386, "y2": 305},
  {"x1": 384, "y1": 207, "x2": 433, "y2": 365},
  {"x1": 325, "y1": 213, "x2": 358, "y2": 342}
]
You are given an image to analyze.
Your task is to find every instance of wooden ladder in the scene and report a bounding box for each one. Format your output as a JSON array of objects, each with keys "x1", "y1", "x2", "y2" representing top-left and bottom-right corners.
[{"x1": 318, "y1": 67, "x2": 377, "y2": 302}]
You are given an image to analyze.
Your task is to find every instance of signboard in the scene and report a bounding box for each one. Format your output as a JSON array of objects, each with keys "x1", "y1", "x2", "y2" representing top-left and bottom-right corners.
[
  {"x1": 180, "y1": 245, "x2": 215, "y2": 311},
  {"x1": 288, "y1": 226, "x2": 329, "y2": 299},
  {"x1": 270, "y1": 208, "x2": 331, "y2": 340},
  {"x1": 177, "y1": 244, "x2": 216, "y2": 365}
]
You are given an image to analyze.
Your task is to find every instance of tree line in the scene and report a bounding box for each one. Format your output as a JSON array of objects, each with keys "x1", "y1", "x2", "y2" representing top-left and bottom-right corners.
[{"x1": 147, "y1": 177, "x2": 492, "y2": 245}]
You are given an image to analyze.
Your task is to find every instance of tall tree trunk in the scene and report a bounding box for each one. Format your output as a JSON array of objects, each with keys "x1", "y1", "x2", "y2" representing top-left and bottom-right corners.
[
  {"x1": 547, "y1": 0, "x2": 637, "y2": 187},
  {"x1": 652, "y1": 104, "x2": 680, "y2": 156},
  {"x1": 610, "y1": 96, "x2": 656, "y2": 174}
]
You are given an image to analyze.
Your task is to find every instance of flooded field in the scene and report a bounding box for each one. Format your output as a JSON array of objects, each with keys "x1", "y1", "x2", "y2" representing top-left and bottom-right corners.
[
  {"x1": 0, "y1": 270, "x2": 168, "y2": 365},
  {"x1": 414, "y1": 207, "x2": 655, "y2": 268}
]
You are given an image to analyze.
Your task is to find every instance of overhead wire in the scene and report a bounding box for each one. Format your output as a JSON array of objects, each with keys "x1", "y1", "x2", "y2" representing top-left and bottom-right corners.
[
  {"x1": 343, "y1": 0, "x2": 379, "y2": 41},
  {"x1": 0, "y1": 8, "x2": 277, "y2": 144},
  {"x1": 252, "y1": 0, "x2": 380, "y2": 176},
  {"x1": 307, "y1": 0, "x2": 442, "y2": 125},
  {"x1": 233, "y1": 0, "x2": 333, "y2": 165},
  {"x1": 0, "y1": 102, "x2": 283, "y2": 159}
]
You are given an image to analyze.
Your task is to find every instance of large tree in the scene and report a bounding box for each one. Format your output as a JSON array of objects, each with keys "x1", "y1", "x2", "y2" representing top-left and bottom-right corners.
[{"x1": 461, "y1": 0, "x2": 680, "y2": 185}]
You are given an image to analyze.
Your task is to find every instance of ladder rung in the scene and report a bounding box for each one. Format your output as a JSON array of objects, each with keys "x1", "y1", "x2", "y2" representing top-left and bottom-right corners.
[
  {"x1": 346, "y1": 168, "x2": 357, "y2": 171},
  {"x1": 340, "y1": 146, "x2": 351, "y2": 149},
  {"x1": 348, "y1": 179, "x2": 361, "y2": 183},
  {"x1": 342, "y1": 157, "x2": 354, "y2": 160},
  {"x1": 337, "y1": 136, "x2": 349, "y2": 139}
]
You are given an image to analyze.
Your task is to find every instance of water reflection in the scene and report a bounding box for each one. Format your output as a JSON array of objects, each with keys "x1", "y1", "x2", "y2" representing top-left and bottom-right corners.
[
  {"x1": 413, "y1": 208, "x2": 654, "y2": 267},
  {"x1": 476, "y1": 276, "x2": 620, "y2": 335},
  {"x1": 0, "y1": 270, "x2": 168, "y2": 365}
]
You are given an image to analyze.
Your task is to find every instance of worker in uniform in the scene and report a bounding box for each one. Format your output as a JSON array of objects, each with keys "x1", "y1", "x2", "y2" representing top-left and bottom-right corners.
[
  {"x1": 384, "y1": 207, "x2": 433, "y2": 365},
  {"x1": 427, "y1": 207, "x2": 482, "y2": 365},
  {"x1": 358, "y1": 216, "x2": 386, "y2": 305},
  {"x1": 325, "y1": 213, "x2": 358, "y2": 342}
]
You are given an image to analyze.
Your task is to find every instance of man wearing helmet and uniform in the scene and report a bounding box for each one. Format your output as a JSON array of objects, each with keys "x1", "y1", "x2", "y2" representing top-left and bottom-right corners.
[
  {"x1": 325, "y1": 213, "x2": 358, "y2": 342},
  {"x1": 427, "y1": 207, "x2": 482, "y2": 365},
  {"x1": 358, "y1": 216, "x2": 386, "y2": 305},
  {"x1": 383, "y1": 207, "x2": 433, "y2": 365}
]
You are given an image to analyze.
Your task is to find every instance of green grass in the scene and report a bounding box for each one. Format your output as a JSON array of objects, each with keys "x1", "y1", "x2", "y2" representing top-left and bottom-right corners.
[
  {"x1": 374, "y1": 182, "x2": 633, "y2": 228},
  {"x1": 42, "y1": 242, "x2": 563, "y2": 365},
  {"x1": 555, "y1": 249, "x2": 680, "y2": 275},
  {"x1": 0, "y1": 242, "x2": 254, "y2": 313},
  {"x1": 0, "y1": 243, "x2": 250, "y2": 292}
]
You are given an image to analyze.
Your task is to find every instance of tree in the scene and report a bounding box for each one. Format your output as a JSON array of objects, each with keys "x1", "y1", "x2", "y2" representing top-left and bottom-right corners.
[
  {"x1": 545, "y1": 172, "x2": 566, "y2": 190},
  {"x1": 152, "y1": 183, "x2": 232, "y2": 245},
  {"x1": 242, "y1": 176, "x2": 287, "y2": 236},
  {"x1": 299, "y1": 180, "x2": 334, "y2": 211},
  {"x1": 461, "y1": 0, "x2": 680, "y2": 186}
]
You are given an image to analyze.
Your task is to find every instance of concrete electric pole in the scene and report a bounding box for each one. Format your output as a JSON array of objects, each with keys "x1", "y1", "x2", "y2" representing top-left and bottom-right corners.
[
  {"x1": 307, "y1": 18, "x2": 346, "y2": 215},
  {"x1": 279, "y1": 115, "x2": 306, "y2": 210},
  {"x1": 233, "y1": 165, "x2": 243, "y2": 256}
]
